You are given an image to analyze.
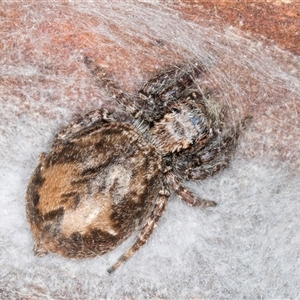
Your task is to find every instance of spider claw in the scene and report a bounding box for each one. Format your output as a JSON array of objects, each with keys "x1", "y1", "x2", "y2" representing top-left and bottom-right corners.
[
  {"x1": 107, "y1": 265, "x2": 116, "y2": 274},
  {"x1": 192, "y1": 198, "x2": 217, "y2": 207}
]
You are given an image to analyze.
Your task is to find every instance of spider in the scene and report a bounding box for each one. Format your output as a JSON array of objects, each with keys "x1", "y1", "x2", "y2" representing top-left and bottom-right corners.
[{"x1": 26, "y1": 57, "x2": 251, "y2": 273}]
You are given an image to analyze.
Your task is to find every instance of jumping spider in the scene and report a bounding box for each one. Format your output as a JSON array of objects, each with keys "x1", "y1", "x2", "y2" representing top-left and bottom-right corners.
[{"x1": 26, "y1": 57, "x2": 251, "y2": 273}]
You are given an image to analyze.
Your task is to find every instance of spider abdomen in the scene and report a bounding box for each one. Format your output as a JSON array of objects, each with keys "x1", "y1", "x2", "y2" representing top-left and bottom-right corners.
[{"x1": 26, "y1": 122, "x2": 163, "y2": 259}]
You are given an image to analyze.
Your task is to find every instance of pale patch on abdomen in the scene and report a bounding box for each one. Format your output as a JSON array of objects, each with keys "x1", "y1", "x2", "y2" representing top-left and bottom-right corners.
[
  {"x1": 61, "y1": 164, "x2": 132, "y2": 237},
  {"x1": 61, "y1": 193, "x2": 117, "y2": 237}
]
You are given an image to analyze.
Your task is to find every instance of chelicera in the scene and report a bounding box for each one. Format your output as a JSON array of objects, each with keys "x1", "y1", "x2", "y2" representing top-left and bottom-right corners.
[{"x1": 26, "y1": 57, "x2": 251, "y2": 273}]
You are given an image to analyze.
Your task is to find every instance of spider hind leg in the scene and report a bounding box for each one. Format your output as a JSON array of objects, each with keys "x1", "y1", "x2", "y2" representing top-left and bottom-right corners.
[{"x1": 107, "y1": 189, "x2": 169, "y2": 273}]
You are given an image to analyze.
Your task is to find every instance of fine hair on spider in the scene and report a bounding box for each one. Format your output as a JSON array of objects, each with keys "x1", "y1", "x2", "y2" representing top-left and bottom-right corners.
[{"x1": 26, "y1": 56, "x2": 251, "y2": 273}]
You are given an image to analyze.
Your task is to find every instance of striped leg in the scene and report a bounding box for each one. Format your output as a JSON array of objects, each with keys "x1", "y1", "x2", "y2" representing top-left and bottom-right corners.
[
  {"x1": 166, "y1": 172, "x2": 216, "y2": 207},
  {"x1": 107, "y1": 189, "x2": 169, "y2": 274},
  {"x1": 84, "y1": 56, "x2": 140, "y2": 117},
  {"x1": 53, "y1": 109, "x2": 114, "y2": 144}
]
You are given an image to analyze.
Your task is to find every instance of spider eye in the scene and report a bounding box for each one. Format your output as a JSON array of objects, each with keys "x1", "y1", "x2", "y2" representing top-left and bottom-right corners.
[
  {"x1": 171, "y1": 108, "x2": 180, "y2": 114},
  {"x1": 190, "y1": 116, "x2": 200, "y2": 126}
]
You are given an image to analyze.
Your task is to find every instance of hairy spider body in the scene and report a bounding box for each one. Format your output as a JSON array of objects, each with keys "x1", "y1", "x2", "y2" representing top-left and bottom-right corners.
[{"x1": 26, "y1": 57, "x2": 250, "y2": 273}]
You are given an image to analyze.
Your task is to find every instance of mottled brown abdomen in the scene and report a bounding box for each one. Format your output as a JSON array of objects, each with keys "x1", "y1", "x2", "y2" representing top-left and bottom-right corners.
[{"x1": 26, "y1": 122, "x2": 163, "y2": 259}]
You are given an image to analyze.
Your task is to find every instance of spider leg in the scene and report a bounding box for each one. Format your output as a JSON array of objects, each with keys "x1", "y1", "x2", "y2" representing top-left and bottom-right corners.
[
  {"x1": 165, "y1": 171, "x2": 217, "y2": 207},
  {"x1": 53, "y1": 109, "x2": 115, "y2": 145},
  {"x1": 84, "y1": 56, "x2": 140, "y2": 117},
  {"x1": 185, "y1": 151, "x2": 231, "y2": 181},
  {"x1": 180, "y1": 116, "x2": 252, "y2": 180},
  {"x1": 107, "y1": 188, "x2": 169, "y2": 274},
  {"x1": 139, "y1": 62, "x2": 203, "y2": 99}
]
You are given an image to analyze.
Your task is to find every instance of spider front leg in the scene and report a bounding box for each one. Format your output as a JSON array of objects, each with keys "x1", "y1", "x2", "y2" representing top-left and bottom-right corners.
[
  {"x1": 53, "y1": 109, "x2": 115, "y2": 145},
  {"x1": 107, "y1": 188, "x2": 169, "y2": 274},
  {"x1": 84, "y1": 57, "x2": 141, "y2": 117},
  {"x1": 139, "y1": 62, "x2": 203, "y2": 99},
  {"x1": 185, "y1": 151, "x2": 231, "y2": 181},
  {"x1": 179, "y1": 116, "x2": 252, "y2": 181},
  {"x1": 165, "y1": 171, "x2": 217, "y2": 207}
]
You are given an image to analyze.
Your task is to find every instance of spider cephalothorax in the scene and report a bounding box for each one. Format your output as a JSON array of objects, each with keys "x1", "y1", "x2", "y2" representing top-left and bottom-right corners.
[{"x1": 26, "y1": 57, "x2": 251, "y2": 273}]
